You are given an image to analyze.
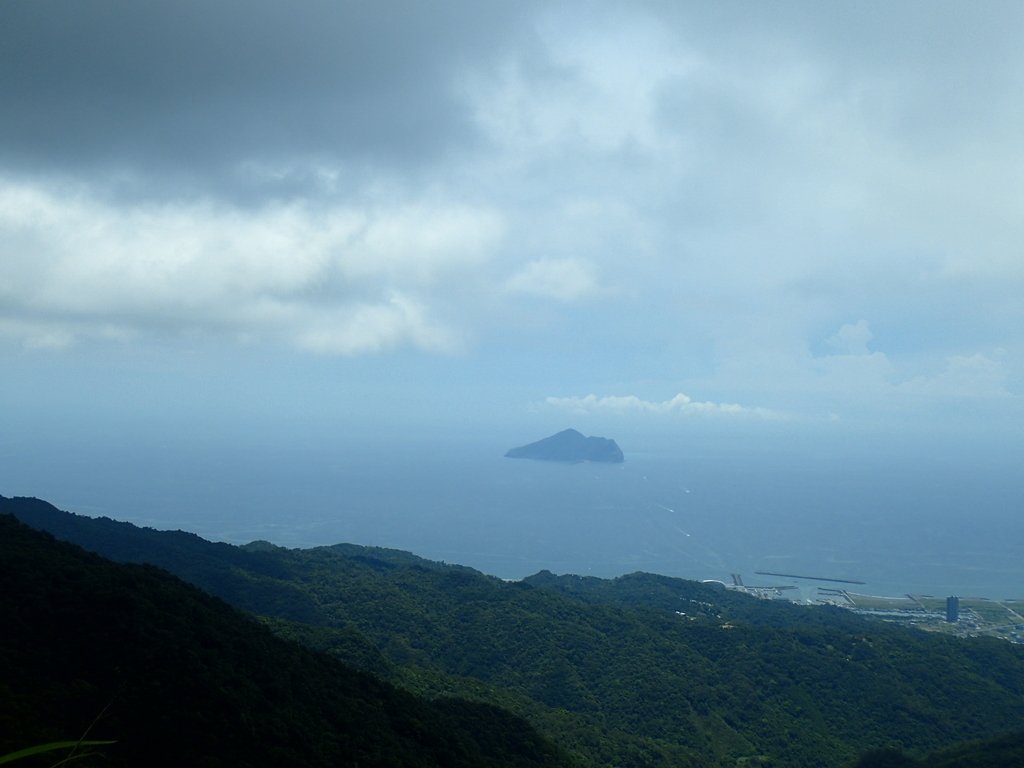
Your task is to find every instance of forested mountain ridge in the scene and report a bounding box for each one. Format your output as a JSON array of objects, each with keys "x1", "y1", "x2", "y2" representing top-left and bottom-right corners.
[
  {"x1": 0, "y1": 514, "x2": 571, "y2": 768},
  {"x1": 6, "y1": 494, "x2": 1024, "y2": 768},
  {"x1": 853, "y1": 730, "x2": 1024, "y2": 767}
]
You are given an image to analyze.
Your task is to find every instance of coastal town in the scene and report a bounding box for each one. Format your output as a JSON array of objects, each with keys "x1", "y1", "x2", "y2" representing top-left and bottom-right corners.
[{"x1": 720, "y1": 572, "x2": 1024, "y2": 645}]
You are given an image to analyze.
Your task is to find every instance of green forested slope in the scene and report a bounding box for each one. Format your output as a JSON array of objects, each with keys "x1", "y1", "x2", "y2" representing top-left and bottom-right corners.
[
  {"x1": 0, "y1": 515, "x2": 570, "y2": 768},
  {"x1": 853, "y1": 730, "x2": 1024, "y2": 767},
  {"x1": 7, "y1": 495, "x2": 1024, "y2": 768}
]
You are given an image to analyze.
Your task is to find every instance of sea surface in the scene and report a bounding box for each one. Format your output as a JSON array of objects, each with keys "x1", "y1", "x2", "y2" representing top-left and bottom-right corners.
[{"x1": 4, "y1": 435, "x2": 1022, "y2": 600}]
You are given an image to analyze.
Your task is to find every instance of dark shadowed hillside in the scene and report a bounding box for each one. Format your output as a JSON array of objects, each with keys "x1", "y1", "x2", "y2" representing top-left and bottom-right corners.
[{"x1": 0, "y1": 513, "x2": 571, "y2": 768}]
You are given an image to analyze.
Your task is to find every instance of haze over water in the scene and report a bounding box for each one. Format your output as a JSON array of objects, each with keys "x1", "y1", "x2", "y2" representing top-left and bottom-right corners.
[{"x1": 6, "y1": 430, "x2": 1021, "y2": 601}]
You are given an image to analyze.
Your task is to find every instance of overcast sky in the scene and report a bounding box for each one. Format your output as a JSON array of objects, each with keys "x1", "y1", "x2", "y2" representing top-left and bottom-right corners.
[{"x1": 2, "y1": 1, "x2": 1023, "y2": 455}]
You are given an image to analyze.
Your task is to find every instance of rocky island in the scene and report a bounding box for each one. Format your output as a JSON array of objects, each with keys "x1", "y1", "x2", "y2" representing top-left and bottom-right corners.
[{"x1": 505, "y1": 428, "x2": 624, "y2": 463}]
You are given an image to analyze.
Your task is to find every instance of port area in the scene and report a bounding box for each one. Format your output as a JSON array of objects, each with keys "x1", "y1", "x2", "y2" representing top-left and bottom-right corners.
[{"x1": 725, "y1": 580, "x2": 1024, "y2": 644}]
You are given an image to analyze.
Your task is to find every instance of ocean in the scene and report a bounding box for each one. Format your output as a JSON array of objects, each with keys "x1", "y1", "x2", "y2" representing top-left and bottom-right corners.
[{"x1": 4, "y1": 434, "x2": 1022, "y2": 600}]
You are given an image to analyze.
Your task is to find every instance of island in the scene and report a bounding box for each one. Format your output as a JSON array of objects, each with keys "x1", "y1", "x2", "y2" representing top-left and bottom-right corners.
[{"x1": 505, "y1": 428, "x2": 624, "y2": 463}]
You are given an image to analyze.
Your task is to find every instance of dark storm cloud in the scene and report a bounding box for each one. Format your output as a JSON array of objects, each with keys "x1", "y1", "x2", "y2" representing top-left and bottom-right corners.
[{"x1": 0, "y1": 0, "x2": 539, "y2": 192}]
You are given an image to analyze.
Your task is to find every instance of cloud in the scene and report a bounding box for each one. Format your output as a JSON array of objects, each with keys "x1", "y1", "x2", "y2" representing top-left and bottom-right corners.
[
  {"x1": 826, "y1": 320, "x2": 873, "y2": 355},
  {"x1": 543, "y1": 392, "x2": 783, "y2": 419},
  {"x1": 810, "y1": 321, "x2": 1013, "y2": 401},
  {"x1": 463, "y1": 9, "x2": 695, "y2": 158},
  {"x1": 505, "y1": 259, "x2": 599, "y2": 301},
  {"x1": 0, "y1": 178, "x2": 500, "y2": 353},
  {"x1": 0, "y1": 0, "x2": 542, "y2": 190},
  {"x1": 897, "y1": 353, "x2": 1011, "y2": 399},
  {"x1": 293, "y1": 293, "x2": 461, "y2": 355},
  {"x1": 2, "y1": 1, "x2": 1024, "y2": 429}
]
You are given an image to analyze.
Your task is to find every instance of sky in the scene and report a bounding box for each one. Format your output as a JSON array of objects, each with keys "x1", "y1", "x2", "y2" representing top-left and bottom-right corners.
[{"x1": 2, "y1": 1, "x2": 1023, "y2": 465}]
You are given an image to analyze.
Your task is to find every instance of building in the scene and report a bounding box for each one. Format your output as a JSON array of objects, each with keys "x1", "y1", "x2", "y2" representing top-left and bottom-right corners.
[{"x1": 946, "y1": 595, "x2": 960, "y2": 623}]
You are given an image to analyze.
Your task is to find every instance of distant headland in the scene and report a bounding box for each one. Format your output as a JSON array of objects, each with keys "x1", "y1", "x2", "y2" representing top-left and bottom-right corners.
[{"x1": 505, "y1": 429, "x2": 624, "y2": 463}]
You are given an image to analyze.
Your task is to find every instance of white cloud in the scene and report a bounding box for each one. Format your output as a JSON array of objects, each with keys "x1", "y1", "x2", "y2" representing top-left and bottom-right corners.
[
  {"x1": 0, "y1": 178, "x2": 501, "y2": 354},
  {"x1": 505, "y1": 258, "x2": 599, "y2": 301},
  {"x1": 342, "y1": 203, "x2": 503, "y2": 283},
  {"x1": 464, "y1": 11, "x2": 696, "y2": 158},
  {"x1": 826, "y1": 320, "x2": 873, "y2": 355},
  {"x1": 898, "y1": 353, "x2": 1011, "y2": 399},
  {"x1": 293, "y1": 293, "x2": 461, "y2": 356},
  {"x1": 543, "y1": 392, "x2": 783, "y2": 419},
  {"x1": 812, "y1": 350, "x2": 895, "y2": 394},
  {"x1": 0, "y1": 319, "x2": 75, "y2": 350}
]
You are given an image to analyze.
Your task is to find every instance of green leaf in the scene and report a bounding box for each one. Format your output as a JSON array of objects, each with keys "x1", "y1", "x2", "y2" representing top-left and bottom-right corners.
[{"x1": 0, "y1": 742, "x2": 116, "y2": 765}]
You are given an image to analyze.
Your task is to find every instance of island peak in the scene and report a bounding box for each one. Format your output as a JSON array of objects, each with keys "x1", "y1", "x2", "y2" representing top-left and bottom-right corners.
[{"x1": 505, "y1": 429, "x2": 624, "y2": 463}]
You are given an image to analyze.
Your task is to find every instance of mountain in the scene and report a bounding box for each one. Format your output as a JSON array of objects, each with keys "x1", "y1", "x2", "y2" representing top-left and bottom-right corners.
[
  {"x1": 854, "y1": 730, "x2": 1024, "y2": 767},
  {"x1": 505, "y1": 428, "x2": 624, "y2": 463},
  {"x1": 0, "y1": 513, "x2": 570, "y2": 768},
  {"x1": 7, "y1": 494, "x2": 1024, "y2": 768}
]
